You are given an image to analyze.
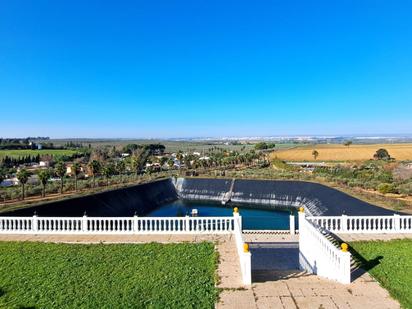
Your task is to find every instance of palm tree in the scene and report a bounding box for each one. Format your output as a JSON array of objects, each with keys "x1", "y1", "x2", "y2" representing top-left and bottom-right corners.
[
  {"x1": 312, "y1": 150, "x2": 319, "y2": 160},
  {"x1": 37, "y1": 169, "x2": 51, "y2": 198},
  {"x1": 71, "y1": 162, "x2": 81, "y2": 192},
  {"x1": 54, "y1": 161, "x2": 66, "y2": 194},
  {"x1": 88, "y1": 160, "x2": 101, "y2": 187},
  {"x1": 16, "y1": 168, "x2": 30, "y2": 200}
]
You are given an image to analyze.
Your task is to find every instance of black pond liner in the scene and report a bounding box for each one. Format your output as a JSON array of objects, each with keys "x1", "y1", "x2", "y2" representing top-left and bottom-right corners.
[{"x1": 1, "y1": 178, "x2": 398, "y2": 217}]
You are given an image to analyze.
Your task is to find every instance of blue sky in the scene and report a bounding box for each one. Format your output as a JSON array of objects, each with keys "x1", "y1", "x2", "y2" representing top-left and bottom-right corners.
[{"x1": 0, "y1": 1, "x2": 411, "y2": 138}]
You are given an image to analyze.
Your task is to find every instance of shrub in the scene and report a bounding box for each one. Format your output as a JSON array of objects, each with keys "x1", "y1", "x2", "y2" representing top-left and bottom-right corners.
[{"x1": 377, "y1": 183, "x2": 397, "y2": 194}]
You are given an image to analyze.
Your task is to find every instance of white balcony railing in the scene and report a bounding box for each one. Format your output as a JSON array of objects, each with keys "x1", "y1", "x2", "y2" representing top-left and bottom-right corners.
[
  {"x1": 307, "y1": 214, "x2": 412, "y2": 234},
  {"x1": 0, "y1": 215, "x2": 235, "y2": 234}
]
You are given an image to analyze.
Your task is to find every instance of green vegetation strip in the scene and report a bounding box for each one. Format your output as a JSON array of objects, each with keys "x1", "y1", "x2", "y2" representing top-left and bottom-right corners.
[
  {"x1": 351, "y1": 239, "x2": 412, "y2": 309},
  {"x1": 0, "y1": 149, "x2": 77, "y2": 158},
  {"x1": 0, "y1": 242, "x2": 218, "y2": 308}
]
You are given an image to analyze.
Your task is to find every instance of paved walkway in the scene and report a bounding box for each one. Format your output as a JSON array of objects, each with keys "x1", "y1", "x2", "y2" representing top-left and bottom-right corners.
[
  {"x1": 0, "y1": 233, "x2": 401, "y2": 309},
  {"x1": 219, "y1": 233, "x2": 400, "y2": 309}
]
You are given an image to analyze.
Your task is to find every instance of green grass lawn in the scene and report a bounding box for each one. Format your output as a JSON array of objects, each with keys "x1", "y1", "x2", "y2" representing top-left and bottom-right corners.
[
  {"x1": 0, "y1": 149, "x2": 78, "y2": 158},
  {"x1": 351, "y1": 239, "x2": 412, "y2": 309},
  {"x1": 0, "y1": 242, "x2": 218, "y2": 309}
]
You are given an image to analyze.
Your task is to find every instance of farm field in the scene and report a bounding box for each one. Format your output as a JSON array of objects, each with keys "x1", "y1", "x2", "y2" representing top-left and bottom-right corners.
[
  {"x1": 0, "y1": 149, "x2": 78, "y2": 159},
  {"x1": 271, "y1": 143, "x2": 412, "y2": 161},
  {"x1": 0, "y1": 242, "x2": 218, "y2": 308},
  {"x1": 43, "y1": 139, "x2": 298, "y2": 153}
]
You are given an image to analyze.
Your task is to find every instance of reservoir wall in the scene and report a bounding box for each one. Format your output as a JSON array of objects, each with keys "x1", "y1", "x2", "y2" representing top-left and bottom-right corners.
[
  {"x1": 176, "y1": 178, "x2": 396, "y2": 216},
  {"x1": 1, "y1": 177, "x2": 396, "y2": 217},
  {"x1": 2, "y1": 178, "x2": 178, "y2": 217}
]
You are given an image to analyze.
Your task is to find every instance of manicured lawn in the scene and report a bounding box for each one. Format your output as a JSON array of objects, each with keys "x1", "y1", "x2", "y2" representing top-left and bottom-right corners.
[
  {"x1": 0, "y1": 242, "x2": 218, "y2": 308},
  {"x1": 351, "y1": 239, "x2": 412, "y2": 309}
]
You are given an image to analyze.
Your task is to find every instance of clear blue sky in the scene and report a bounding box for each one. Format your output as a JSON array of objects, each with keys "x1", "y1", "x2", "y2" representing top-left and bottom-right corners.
[{"x1": 0, "y1": 1, "x2": 411, "y2": 138}]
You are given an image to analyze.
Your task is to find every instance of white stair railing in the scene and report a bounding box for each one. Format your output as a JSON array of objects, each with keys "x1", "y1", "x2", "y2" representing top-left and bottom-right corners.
[
  {"x1": 233, "y1": 208, "x2": 252, "y2": 285},
  {"x1": 307, "y1": 214, "x2": 412, "y2": 234},
  {"x1": 299, "y1": 210, "x2": 351, "y2": 284}
]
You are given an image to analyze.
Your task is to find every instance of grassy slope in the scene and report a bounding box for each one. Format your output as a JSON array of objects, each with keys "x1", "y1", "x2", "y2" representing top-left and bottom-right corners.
[
  {"x1": 351, "y1": 239, "x2": 412, "y2": 309},
  {"x1": 0, "y1": 242, "x2": 218, "y2": 309},
  {"x1": 272, "y1": 143, "x2": 412, "y2": 161},
  {"x1": 0, "y1": 149, "x2": 77, "y2": 158}
]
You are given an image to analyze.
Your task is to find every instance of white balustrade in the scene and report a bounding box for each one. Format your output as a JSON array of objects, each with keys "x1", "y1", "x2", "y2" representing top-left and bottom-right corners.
[
  {"x1": 0, "y1": 215, "x2": 235, "y2": 235},
  {"x1": 307, "y1": 214, "x2": 412, "y2": 234},
  {"x1": 299, "y1": 212, "x2": 351, "y2": 284}
]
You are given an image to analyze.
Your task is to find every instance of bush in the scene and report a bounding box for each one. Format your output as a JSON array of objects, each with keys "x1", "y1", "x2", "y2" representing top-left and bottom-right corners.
[{"x1": 377, "y1": 183, "x2": 397, "y2": 194}]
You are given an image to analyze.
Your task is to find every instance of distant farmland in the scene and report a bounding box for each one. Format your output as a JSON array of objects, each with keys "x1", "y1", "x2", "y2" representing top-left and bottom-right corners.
[
  {"x1": 0, "y1": 149, "x2": 77, "y2": 159},
  {"x1": 271, "y1": 144, "x2": 412, "y2": 161}
]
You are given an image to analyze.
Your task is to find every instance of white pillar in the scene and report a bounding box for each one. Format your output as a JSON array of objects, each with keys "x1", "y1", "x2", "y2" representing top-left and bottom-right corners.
[
  {"x1": 394, "y1": 214, "x2": 400, "y2": 231},
  {"x1": 233, "y1": 212, "x2": 242, "y2": 231},
  {"x1": 340, "y1": 251, "x2": 352, "y2": 284},
  {"x1": 133, "y1": 214, "x2": 139, "y2": 233},
  {"x1": 242, "y1": 251, "x2": 252, "y2": 285},
  {"x1": 290, "y1": 214, "x2": 295, "y2": 235},
  {"x1": 341, "y1": 215, "x2": 348, "y2": 232},
  {"x1": 82, "y1": 214, "x2": 88, "y2": 232},
  {"x1": 185, "y1": 215, "x2": 190, "y2": 232},
  {"x1": 32, "y1": 214, "x2": 38, "y2": 233}
]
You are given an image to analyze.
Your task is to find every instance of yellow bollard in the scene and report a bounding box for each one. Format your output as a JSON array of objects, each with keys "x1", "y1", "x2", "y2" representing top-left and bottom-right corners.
[
  {"x1": 243, "y1": 243, "x2": 249, "y2": 253},
  {"x1": 299, "y1": 207, "x2": 304, "y2": 213},
  {"x1": 233, "y1": 207, "x2": 239, "y2": 213},
  {"x1": 341, "y1": 243, "x2": 349, "y2": 252}
]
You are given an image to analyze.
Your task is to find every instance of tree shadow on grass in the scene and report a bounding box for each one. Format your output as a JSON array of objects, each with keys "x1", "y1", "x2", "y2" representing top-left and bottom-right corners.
[
  {"x1": 329, "y1": 234, "x2": 383, "y2": 281},
  {"x1": 350, "y1": 248, "x2": 383, "y2": 280}
]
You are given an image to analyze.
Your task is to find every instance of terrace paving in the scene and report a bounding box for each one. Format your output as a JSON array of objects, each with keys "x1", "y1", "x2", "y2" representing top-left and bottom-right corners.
[{"x1": 0, "y1": 233, "x2": 400, "y2": 309}]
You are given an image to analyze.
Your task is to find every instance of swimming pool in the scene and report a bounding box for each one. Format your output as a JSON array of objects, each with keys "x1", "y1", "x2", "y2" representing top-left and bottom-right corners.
[{"x1": 146, "y1": 200, "x2": 296, "y2": 230}]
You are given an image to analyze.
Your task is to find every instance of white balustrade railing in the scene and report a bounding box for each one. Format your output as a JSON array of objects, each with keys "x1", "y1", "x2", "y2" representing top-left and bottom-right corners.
[
  {"x1": 299, "y1": 212, "x2": 351, "y2": 284},
  {"x1": 233, "y1": 211, "x2": 252, "y2": 285},
  {"x1": 307, "y1": 214, "x2": 412, "y2": 234},
  {"x1": 0, "y1": 215, "x2": 235, "y2": 234}
]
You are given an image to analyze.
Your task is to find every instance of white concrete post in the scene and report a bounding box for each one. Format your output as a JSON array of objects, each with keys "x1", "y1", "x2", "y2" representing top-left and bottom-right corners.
[
  {"x1": 133, "y1": 214, "x2": 138, "y2": 233},
  {"x1": 242, "y1": 251, "x2": 252, "y2": 285},
  {"x1": 341, "y1": 215, "x2": 348, "y2": 232},
  {"x1": 233, "y1": 207, "x2": 241, "y2": 231},
  {"x1": 394, "y1": 214, "x2": 400, "y2": 231},
  {"x1": 32, "y1": 214, "x2": 38, "y2": 233},
  {"x1": 185, "y1": 215, "x2": 190, "y2": 232},
  {"x1": 298, "y1": 208, "x2": 305, "y2": 233},
  {"x1": 340, "y1": 244, "x2": 352, "y2": 284},
  {"x1": 290, "y1": 213, "x2": 295, "y2": 235},
  {"x1": 82, "y1": 214, "x2": 88, "y2": 232}
]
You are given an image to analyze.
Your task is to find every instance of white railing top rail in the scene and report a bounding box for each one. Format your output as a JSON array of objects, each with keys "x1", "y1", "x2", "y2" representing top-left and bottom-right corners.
[{"x1": 0, "y1": 216, "x2": 236, "y2": 220}]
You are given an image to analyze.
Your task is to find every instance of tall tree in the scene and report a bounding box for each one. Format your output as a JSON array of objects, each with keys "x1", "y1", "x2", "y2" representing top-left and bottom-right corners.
[
  {"x1": 71, "y1": 162, "x2": 81, "y2": 192},
  {"x1": 88, "y1": 160, "x2": 101, "y2": 187},
  {"x1": 16, "y1": 168, "x2": 30, "y2": 200},
  {"x1": 54, "y1": 161, "x2": 66, "y2": 194},
  {"x1": 102, "y1": 162, "x2": 115, "y2": 186},
  {"x1": 115, "y1": 160, "x2": 126, "y2": 182},
  {"x1": 312, "y1": 150, "x2": 319, "y2": 160},
  {"x1": 343, "y1": 141, "x2": 353, "y2": 148},
  {"x1": 0, "y1": 168, "x2": 5, "y2": 185},
  {"x1": 374, "y1": 148, "x2": 391, "y2": 161},
  {"x1": 37, "y1": 169, "x2": 51, "y2": 198}
]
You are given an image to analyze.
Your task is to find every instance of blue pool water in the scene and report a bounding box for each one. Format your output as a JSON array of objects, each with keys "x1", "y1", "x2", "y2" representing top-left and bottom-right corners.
[{"x1": 146, "y1": 200, "x2": 297, "y2": 230}]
